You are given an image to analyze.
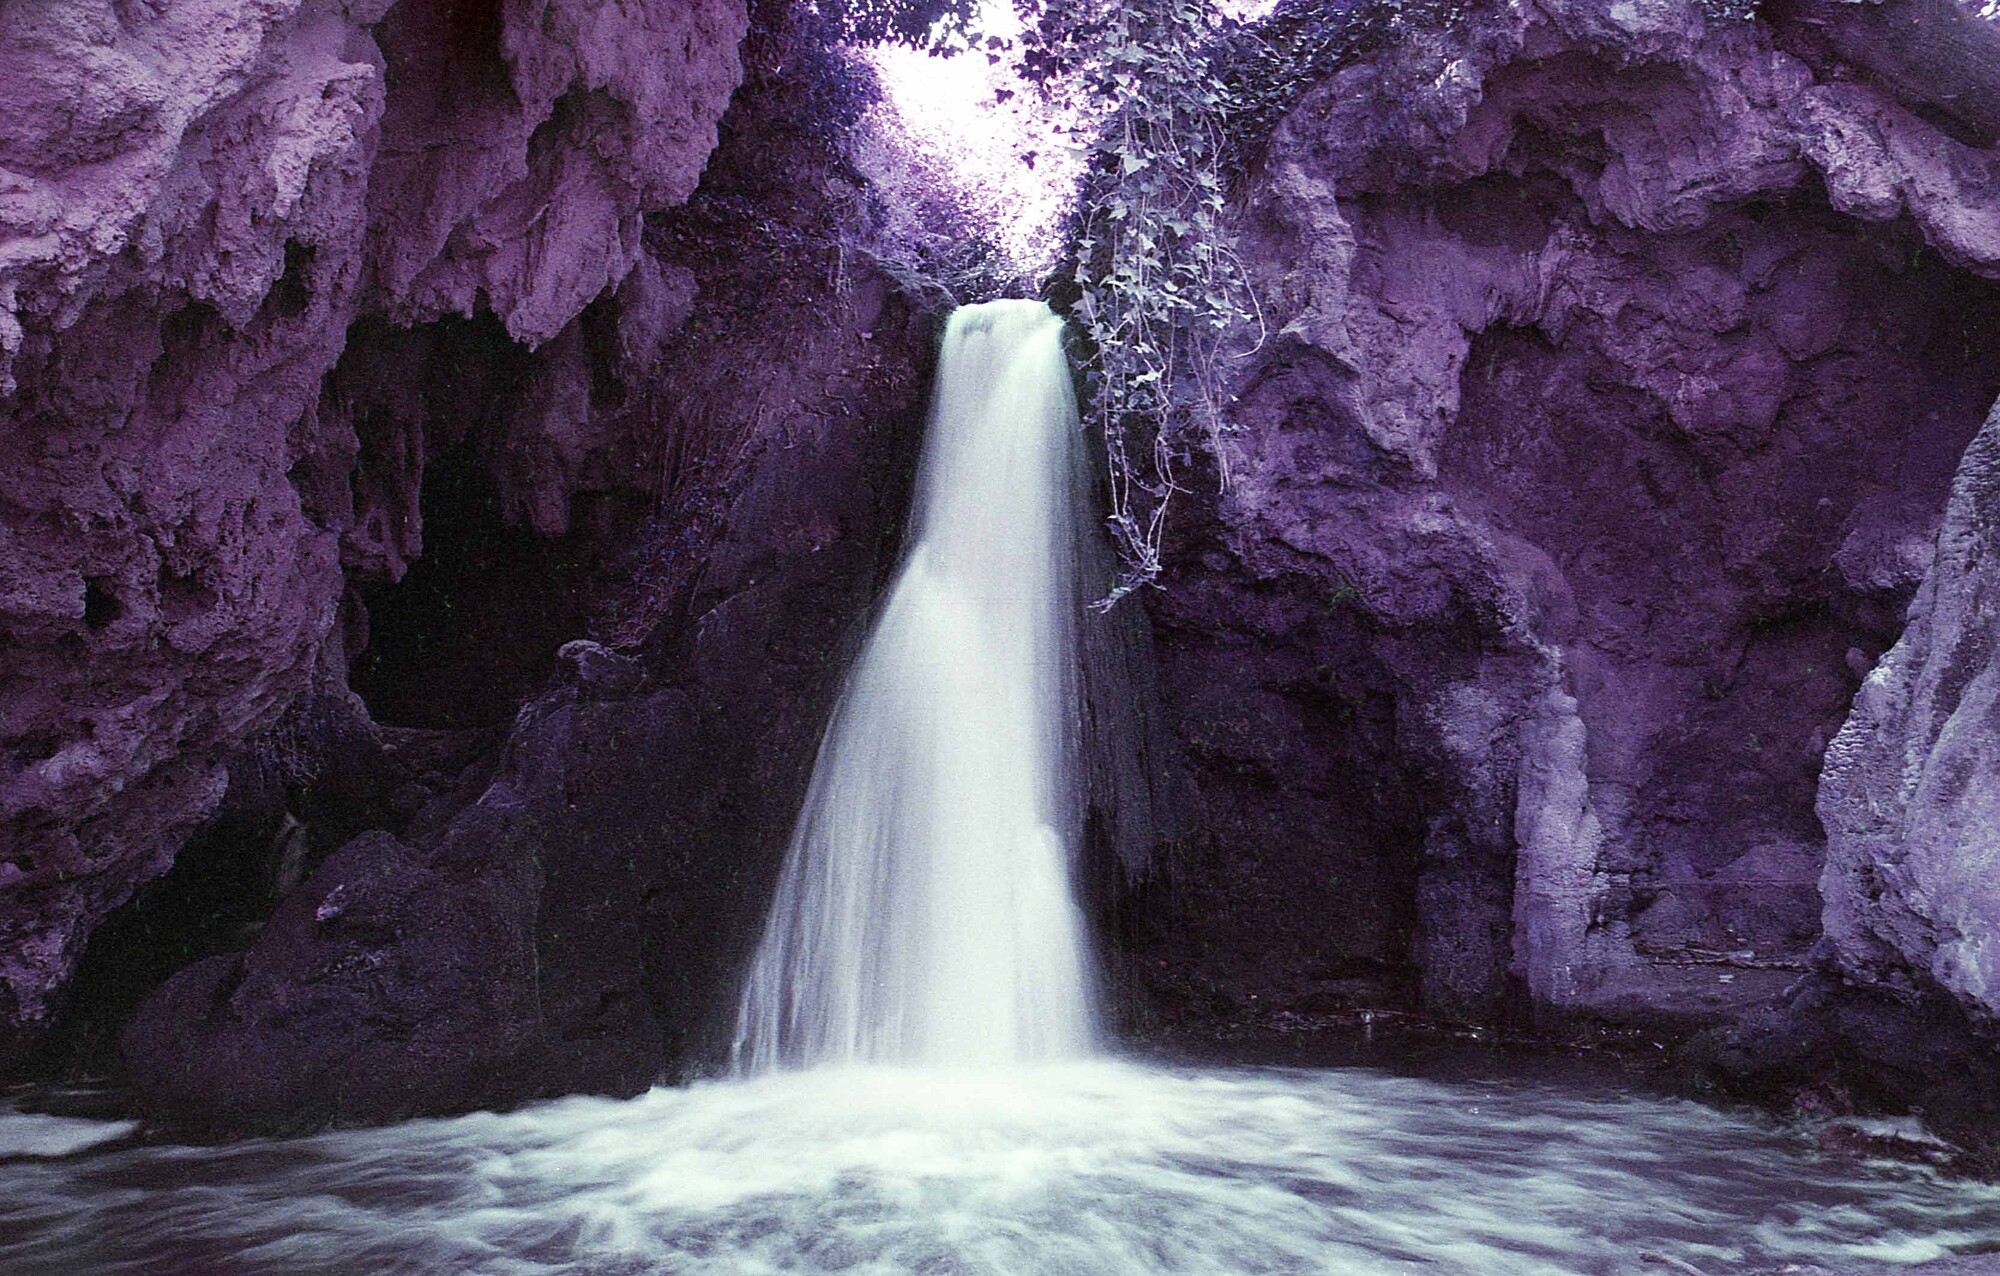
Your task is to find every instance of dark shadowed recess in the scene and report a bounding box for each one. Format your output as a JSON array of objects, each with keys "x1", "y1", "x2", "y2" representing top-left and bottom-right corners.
[
  {"x1": 1129, "y1": 458, "x2": 1434, "y2": 1035},
  {"x1": 27, "y1": 686, "x2": 400, "y2": 1081},
  {"x1": 24, "y1": 763, "x2": 294, "y2": 1080},
  {"x1": 35, "y1": 344, "x2": 652, "y2": 1080},
  {"x1": 349, "y1": 435, "x2": 620, "y2": 730}
]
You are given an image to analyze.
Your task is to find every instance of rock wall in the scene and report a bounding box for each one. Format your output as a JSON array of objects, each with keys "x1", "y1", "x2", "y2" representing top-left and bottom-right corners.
[
  {"x1": 0, "y1": 0, "x2": 393, "y2": 1058},
  {"x1": 1136, "y1": 0, "x2": 2000, "y2": 1042},
  {"x1": 0, "y1": 0, "x2": 906, "y2": 1071},
  {"x1": 106, "y1": 0, "x2": 964, "y2": 1129},
  {"x1": 123, "y1": 223, "x2": 950, "y2": 1129},
  {"x1": 1818, "y1": 399, "x2": 2000, "y2": 1022}
]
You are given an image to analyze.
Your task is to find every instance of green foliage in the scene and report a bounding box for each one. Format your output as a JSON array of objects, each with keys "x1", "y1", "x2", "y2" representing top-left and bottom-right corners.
[
  {"x1": 830, "y1": 0, "x2": 985, "y2": 49},
  {"x1": 1020, "y1": 0, "x2": 1254, "y2": 605},
  {"x1": 1023, "y1": 0, "x2": 1464, "y2": 604}
]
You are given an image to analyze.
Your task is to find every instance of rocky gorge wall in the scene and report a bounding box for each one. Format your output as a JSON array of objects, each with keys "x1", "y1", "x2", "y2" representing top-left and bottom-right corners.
[
  {"x1": 0, "y1": 0, "x2": 963, "y2": 1118},
  {"x1": 121, "y1": 219, "x2": 951, "y2": 1127},
  {"x1": 1132, "y1": 0, "x2": 2000, "y2": 1139},
  {"x1": 7, "y1": 0, "x2": 2000, "y2": 1148}
]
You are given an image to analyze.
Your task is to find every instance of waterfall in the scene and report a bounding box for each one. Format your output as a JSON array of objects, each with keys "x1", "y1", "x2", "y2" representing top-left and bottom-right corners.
[{"x1": 733, "y1": 299, "x2": 1098, "y2": 1072}]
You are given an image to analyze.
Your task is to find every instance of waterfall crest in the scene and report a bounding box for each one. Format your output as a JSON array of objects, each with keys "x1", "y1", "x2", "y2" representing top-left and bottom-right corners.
[{"x1": 733, "y1": 299, "x2": 1098, "y2": 1072}]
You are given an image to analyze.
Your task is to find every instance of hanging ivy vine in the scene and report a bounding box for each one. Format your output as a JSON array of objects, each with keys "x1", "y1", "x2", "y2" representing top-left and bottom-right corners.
[
  {"x1": 837, "y1": 0, "x2": 1481, "y2": 602},
  {"x1": 1018, "y1": 0, "x2": 1465, "y2": 604}
]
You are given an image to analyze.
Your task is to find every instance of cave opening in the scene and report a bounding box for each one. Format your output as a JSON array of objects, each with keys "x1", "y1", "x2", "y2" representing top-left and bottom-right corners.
[{"x1": 349, "y1": 434, "x2": 614, "y2": 731}]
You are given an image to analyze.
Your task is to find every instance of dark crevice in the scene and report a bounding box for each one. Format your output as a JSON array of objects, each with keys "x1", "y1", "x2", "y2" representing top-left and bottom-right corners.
[
  {"x1": 81, "y1": 579, "x2": 121, "y2": 631},
  {"x1": 30, "y1": 750, "x2": 305, "y2": 1081},
  {"x1": 349, "y1": 435, "x2": 608, "y2": 730},
  {"x1": 262, "y1": 241, "x2": 316, "y2": 322}
]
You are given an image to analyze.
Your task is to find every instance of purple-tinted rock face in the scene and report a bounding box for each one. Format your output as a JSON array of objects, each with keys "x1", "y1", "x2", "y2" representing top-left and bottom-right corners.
[
  {"x1": 111, "y1": 0, "x2": 958, "y2": 1123},
  {"x1": 1137, "y1": 0, "x2": 2000, "y2": 1043},
  {"x1": 121, "y1": 227, "x2": 948, "y2": 1128},
  {"x1": 0, "y1": 0, "x2": 388, "y2": 1054},
  {"x1": 364, "y1": 0, "x2": 747, "y2": 347},
  {"x1": 123, "y1": 825, "x2": 547, "y2": 1129},
  {"x1": 9, "y1": 0, "x2": 2000, "y2": 1146},
  {"x1": 1818, "y1": 400, "x2": 2000, "y2": 1021},
  {"x1": 0, "y1": 0, "x2": 747, "y2": 1060}
]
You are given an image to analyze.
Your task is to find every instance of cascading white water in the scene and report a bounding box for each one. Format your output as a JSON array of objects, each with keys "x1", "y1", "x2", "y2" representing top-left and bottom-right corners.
[{"x1": 733, "y1": 299, "x2": 1098, "y2": 1072}]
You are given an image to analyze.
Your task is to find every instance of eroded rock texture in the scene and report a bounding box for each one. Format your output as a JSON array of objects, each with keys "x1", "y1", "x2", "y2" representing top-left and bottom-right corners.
[
  {"x1": 0, "y1": 0, "x2": 751, "y2": 1063},
  {"x1": 0, "y1": 0, "x2": 392, "y2": 1057},
  {"x1": 115, "y1": 0, "x2": 961, "y2": 1129},
  {"x1": 124, "y1": 231, "x2": 950, "y2": 1129},
  {"x1": 1137, "y1": 0, "x2": 2000, "y2": 1042},
  {"x1": 1818, "y1": 400, "x2": 2000, "y2": 1021}
]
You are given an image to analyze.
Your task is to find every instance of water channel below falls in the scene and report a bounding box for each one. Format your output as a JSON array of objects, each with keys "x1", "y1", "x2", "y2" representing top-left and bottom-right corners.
[{"x1": 4, "y1": 1054, "x2": 2000, "y2": 1275}]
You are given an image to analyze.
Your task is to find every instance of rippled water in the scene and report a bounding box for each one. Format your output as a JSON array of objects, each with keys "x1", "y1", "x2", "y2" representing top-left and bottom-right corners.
[{"x1": 3, "y1": 1059, "x2": 1997, "y2": 1275}]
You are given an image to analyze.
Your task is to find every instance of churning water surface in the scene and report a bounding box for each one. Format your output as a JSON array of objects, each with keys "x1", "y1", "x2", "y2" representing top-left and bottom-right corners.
[{"x1": 4, "y1": 1057, "x2": 2000, "y2": 1275}]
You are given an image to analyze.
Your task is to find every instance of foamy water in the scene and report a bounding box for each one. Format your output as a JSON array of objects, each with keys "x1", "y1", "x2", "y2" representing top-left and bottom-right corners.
[{"x1": 4, "y1": 1059, "x2": 1999, "y2": 1275}]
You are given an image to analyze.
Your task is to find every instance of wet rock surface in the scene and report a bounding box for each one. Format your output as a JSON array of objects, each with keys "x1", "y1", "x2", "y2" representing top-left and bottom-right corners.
[{"x1": 1133, "y1": 0, "x2": 2000, "y2": 1130}]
